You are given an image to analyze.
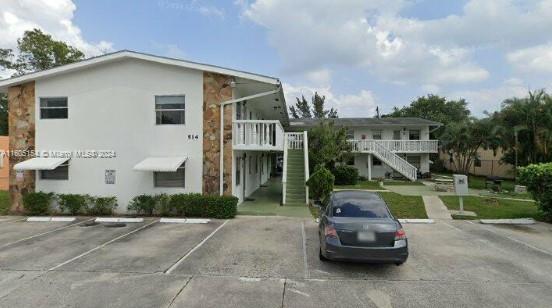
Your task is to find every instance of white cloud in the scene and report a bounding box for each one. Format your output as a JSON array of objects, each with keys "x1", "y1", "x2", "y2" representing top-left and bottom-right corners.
[
  {"x1": 0, "y1": 0, "x2": 113, "y2": 57},
  {"x1": 241, "y1": 0, "x2": 552, "y2": 87},
  {"x1": 507, "y1": 44, "x2": 552, "y2": 73},
  {"x1": 283, "y1": 83, "x2": 377, "y2": 117},
  {"x1": 448, "y1": 78, "x2": 530, "y2": 115}
]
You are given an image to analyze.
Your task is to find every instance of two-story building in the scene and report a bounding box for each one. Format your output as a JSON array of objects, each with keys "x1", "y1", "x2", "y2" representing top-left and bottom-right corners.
[
  {"x1": 0, "y1": 50, "x2": 309, "y2": 213},
  {"x1": 290, "y1": 118, "x2": 441, "y2": 181}
]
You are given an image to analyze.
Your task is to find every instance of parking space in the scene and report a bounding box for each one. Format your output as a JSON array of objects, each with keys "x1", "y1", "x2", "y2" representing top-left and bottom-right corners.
[
  {"x1": 59, "y1": 220, "x2": 224, "y2": 273},
  {"x1": 0, "y1": 219, "x2": 155, "y2": 271},
  {"x1": 0, "y1": 216, "x2": 550, "y2": 307}
]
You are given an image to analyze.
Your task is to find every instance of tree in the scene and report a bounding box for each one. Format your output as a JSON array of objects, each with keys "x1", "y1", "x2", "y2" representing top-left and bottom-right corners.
[
  {"x1": 386, "y1": 94, "x2": 470, "y2": 138},
  {"x1": 440, "y1": 118, "x2": 497, "y2": 174},
  {"x1": 490, "y1": 90, "x2": 552, "y2": 167},
  {"x1": 289, "y1": 92, "x2": 338, "y2": 119},
  {"x1": 307, "y1": 120, "x2": 350, "y2": 172},
  {"x1": 0, "y1": 29, "x2": 85, "y2": 135}
]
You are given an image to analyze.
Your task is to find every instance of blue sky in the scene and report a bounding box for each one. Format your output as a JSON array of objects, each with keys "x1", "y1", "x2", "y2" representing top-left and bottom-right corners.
[{"x1": 2, "y1": 0, "x2": 552, "y2": 117}]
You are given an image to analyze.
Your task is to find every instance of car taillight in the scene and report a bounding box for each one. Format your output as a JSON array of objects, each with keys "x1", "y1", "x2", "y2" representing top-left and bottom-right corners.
[
  {"x1": 395, "y1": 228, "x2": 406, "y2": 240},
  {"x1": 324, "y1": 225, "x2": 338, "y2": 238}
]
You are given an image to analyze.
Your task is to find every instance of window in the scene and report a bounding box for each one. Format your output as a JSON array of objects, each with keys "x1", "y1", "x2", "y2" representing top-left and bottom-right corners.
[
  {"x1": 372, "y1": 130, "x2": 382, "y2": 140},
  {"x1": 249, "y1": 156, "x2": 252, "y2": 174},
  {"x1": 40, "y1": 97, "x2": 68, "y2": 119},
  {"x1": 346, "y1": 155, "x2": 355, "y2": 166},
  {"x1": 235, "y1": 157, "x2": 241, "y2": 185},
  {"x1": 154, "y1": 163, "x2": 185, "y2": 187},
  {"x1": 40, "y1": 162, "x2": 69, "y2": 180},
  {"x1": 331, "y1": 198, "x2": 390, "y2": 218},
  {"x1": 409, "y1": 130, "x2": 420, "y2": 140},
  {"x1": 155, "y1": 96, "x2": 185, "y2": 125},
  {"x1": 372, "y1": 157, "x2": 382, "y2": 166},
  {"x1": 474, "y1": 158, "x2": 482, "y2": 167},
  {"x1": 255, "y1": 157, "x2": 258, "y2": 173}
]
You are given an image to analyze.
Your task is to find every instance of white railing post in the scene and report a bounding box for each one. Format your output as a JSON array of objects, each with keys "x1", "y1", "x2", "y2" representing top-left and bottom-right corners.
[
  {"x1": 282, "y1": 133, "x2": 288, "y2": 205},
  {"x1": 303, "y1": 130, "x2": 309, "y2": 204}
]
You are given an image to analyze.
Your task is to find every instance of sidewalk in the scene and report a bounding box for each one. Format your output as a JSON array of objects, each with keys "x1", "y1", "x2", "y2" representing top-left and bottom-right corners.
[{"x1": 422, "y1": 196, "x2": 452, "y2": 220}]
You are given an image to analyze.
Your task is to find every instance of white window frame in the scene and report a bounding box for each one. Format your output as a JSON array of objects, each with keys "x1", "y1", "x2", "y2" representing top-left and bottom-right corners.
[
  {"x1": 155, "y1": 95, "x2": 186, "y2": 125},
  {"x1": 153, "y1": 164, "x2": 186, "y2": 188}
]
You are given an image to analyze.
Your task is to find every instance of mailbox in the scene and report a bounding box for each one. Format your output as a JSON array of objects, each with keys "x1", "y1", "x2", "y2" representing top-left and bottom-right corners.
[{"x1": 453, "y1": 174, "x2": 468, "y2": 196}]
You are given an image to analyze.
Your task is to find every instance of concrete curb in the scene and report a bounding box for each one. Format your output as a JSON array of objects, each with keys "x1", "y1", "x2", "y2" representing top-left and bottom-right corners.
[
  {"x1": 27, "y1": 217, "x2": 76, "y2": 222},
  {"x1": 398, "y1": 219, "x2": 435, "y2": 224},
  {"x1": 480, "y1": 218, "x2": 536, "y2": 225},
  {"x1": 159, "y1": 218, "x2": 210, "y2": 224},
  {"x1": 95, "y1": 217, "x2": 144, "y2": 223}
]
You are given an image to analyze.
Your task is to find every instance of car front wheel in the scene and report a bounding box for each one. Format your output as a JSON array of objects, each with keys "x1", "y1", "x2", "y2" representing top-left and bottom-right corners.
[{"x1": 319, "y1": 247, "x2": 328, "y2": 261}]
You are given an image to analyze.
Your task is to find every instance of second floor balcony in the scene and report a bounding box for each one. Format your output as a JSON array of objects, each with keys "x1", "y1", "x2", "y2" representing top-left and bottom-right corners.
[
  {"x1": 233, "y1": 120, "x2": 284, "y2": 151},
  {"x1": 348, "y1": 139, "x2": 439, "y2": 153}
]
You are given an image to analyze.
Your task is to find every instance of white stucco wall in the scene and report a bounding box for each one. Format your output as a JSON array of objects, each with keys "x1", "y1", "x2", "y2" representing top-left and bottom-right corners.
[{"x1": 34, "y1": 59, "x2": 204, "y2": 212}]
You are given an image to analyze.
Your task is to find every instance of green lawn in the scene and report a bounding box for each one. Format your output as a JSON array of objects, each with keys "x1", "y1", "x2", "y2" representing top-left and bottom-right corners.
[
  {"x1": 440, "y1": 195, "x2": 541, "y2": 220},
  {"x1": 379, "y1": 192, "x2": 428, "y2": 219},
  {"x1": 434, "y1": 172, "x2": 516, "y2": 191},
  {"x1": 335, "y1": 181, "x2": 382, "y2": 190},
  {"x1": 0, "y1": 191, "x2": 9, "y2": 215}
]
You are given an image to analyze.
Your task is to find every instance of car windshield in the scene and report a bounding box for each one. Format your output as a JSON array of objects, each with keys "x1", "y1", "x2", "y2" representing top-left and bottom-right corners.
[{"x1": 331, "y1": 197, "x2": 389, "y2": 218}]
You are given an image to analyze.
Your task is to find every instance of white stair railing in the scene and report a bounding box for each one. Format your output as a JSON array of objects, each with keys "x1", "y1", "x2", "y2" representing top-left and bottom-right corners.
[
  {"x1": 348, "y1": 139, "x2": 439, "y2": 153},
  {"x1": 372, "y1": 142, "x2": 417, "y2": 181}
]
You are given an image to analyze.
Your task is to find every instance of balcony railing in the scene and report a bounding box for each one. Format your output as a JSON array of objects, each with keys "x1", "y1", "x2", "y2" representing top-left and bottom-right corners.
[
  {"x1": 233, "y1": 120, "x2": 284, "y2": 151},
  {"x1": 348, "y1": 139, "x2": 439, "y2": 153}
]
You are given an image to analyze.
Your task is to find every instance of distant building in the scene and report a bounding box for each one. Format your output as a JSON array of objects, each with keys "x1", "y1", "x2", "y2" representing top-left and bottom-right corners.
[{"x1": 439, "y1": 148, "x2": 514, "y2": 179}]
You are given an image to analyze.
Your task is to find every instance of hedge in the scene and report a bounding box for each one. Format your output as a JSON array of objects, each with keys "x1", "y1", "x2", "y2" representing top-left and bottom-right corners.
[
  {"x1": 518, "y1": 163, "x2": 552, "y2": 221},
  {"x1": 167, "y1": 194, "x2": 237, "y2": 219},
  {"x1": 22, "y1": 192, "x2": 117, "y2": 216},
  {"x1": 333, "y1": 165, "x2": 359, "y2": 185}
]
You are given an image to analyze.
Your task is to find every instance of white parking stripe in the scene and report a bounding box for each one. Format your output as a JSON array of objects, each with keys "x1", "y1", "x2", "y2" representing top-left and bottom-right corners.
[
  {"x1": 0, "y1": 218, "x2": 95, "y2": 250},
  {"x1": 165, "y1": 219, "x2": 229, "y2": 274},
  {"x1": 48, "y1": 219, "x2": 158, "y2": 271}
]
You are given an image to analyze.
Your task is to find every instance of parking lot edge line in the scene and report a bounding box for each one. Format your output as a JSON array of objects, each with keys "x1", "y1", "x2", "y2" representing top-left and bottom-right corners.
[
  {"x1": 0, "y1": 218, "x2": 96, "y2": 250},
  {"x1": 301, "y1": 221, "x2": 309, "y2": 279},
  {"x1": 47, "y1": 219, "x2": 159, "y2": 271},
  {"x1": 165, "y1": 219, "x2": 229, "y2": 275}
]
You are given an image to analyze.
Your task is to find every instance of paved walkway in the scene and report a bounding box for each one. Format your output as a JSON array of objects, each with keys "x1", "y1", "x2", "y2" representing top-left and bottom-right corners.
[{"x1": 422, "y1": 196, "x2": 452, "y2": 220}]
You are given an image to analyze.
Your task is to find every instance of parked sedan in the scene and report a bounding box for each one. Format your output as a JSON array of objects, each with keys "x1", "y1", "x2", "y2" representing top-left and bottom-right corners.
[{"x1": 318, "y1": 190, "x2": 408, "y2": 265}]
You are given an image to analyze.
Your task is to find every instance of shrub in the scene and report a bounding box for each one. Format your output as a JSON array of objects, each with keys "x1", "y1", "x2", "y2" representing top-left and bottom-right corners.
[
  {"x1": 333, "y1": 165, "x2": 359, "y2": 185},
  {"x1": 22, "y1": 191, "x2": 54, "y2": 215},
  {"x1": 168, "y1": 193, "x2": 237, "y2": 218},
  {"x1": 358, "y1": 175, "x2": 368, "y2": 182},
  {"x1": 154, "y1": 193, "x2": 172, "y2": 216},
  {"x1": 87, "y1": 196, "x2": 118, "y2": 216},
  {"x1": 519, "y1": 163, "x2": 552, "y2": 221},
  {"x1": 306, "y1": 165, "x2": 335, "y2": 201},
  {"x1": 58, "y1": 194, "x2": 88, "y2": 215},
  {"x1": 128, "y1": 194, "x2": 157, "y2": 215}
]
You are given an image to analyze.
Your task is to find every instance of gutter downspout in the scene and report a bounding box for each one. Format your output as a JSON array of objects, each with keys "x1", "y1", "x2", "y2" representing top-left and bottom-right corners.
[{"x1": 219, "y1": 86, "x2": 281, "y2": 196}]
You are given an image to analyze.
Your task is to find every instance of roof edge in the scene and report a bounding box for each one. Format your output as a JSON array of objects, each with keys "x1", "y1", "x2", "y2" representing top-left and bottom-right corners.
[{"x1": 0, "y1": 50, "x2": 280, "y2": 92}]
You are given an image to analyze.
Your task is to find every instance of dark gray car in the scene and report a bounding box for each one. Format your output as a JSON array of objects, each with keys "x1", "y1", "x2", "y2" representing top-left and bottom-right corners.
[{"x1": 318, "y1": 190, "x2": 408, "y2": 265}]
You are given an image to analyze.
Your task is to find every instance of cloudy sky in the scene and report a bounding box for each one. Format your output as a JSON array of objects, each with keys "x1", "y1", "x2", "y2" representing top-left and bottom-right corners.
[{"x1": 1, "y1": 0, "x2": 552, "y2": 117}]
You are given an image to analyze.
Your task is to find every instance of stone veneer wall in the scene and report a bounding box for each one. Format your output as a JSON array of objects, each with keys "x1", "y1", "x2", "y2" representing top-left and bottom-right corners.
[
  {"x1": 8, "y1": 82, "x2": 36, "y2": 212},
  {"x1": 203, "y1": 72, "x2": 233, "y2": 195}
]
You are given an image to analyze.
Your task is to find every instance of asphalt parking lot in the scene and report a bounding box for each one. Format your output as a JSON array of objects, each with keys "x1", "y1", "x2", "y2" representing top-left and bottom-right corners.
[{"x1": 0, "y1": 216, "x2": 551, "y2": 307}]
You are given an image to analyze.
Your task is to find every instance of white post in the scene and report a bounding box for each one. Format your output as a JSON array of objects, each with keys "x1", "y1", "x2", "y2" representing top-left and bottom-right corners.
[
  {"x1": 459, "y1": 196, "x2": 464, "y2": 214},
  {"x1": 282, "y1": 133, "x2": 288, "y2": 205},
  {"x1": 368, "y1": 154, "x2": 372, "y2": 181},
  {"x1": 303, "y1": 130, "x2": 309, "y2": 204}
]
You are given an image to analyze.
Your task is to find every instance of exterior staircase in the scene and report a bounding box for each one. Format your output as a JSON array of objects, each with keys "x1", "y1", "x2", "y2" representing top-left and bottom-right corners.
[
  {"x1": 282, "y1": 132, "x2": 309, "y2": 205},
  {"x1": 285, "y1": 149, "x2": 306, "y2": 204},
  {"x1": 372, "y1": 142, "x2": 417, "y2": 181}
]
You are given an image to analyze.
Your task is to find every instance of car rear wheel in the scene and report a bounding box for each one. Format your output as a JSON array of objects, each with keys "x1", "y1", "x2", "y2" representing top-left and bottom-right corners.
[
  {"x1": 319, "y1": 247, "x2": 328, "y2": 261},
  {"x1": 395, "y1": 261, "x2": 404, "y2": 266}
]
